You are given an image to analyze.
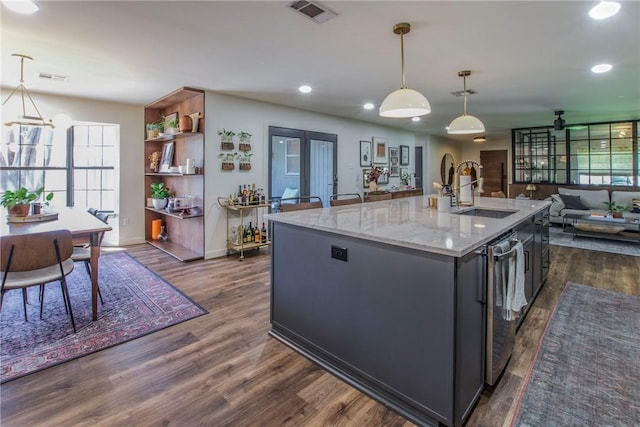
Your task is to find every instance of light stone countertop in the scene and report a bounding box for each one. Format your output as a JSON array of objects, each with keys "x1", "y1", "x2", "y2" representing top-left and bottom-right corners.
[{"x1": 266, "y1": 196, "x2": 551, "y2": 257}]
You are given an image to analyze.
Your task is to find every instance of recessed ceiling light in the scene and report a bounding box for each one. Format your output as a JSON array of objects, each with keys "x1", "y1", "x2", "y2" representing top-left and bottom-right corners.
[
  {"x1": 473, "y1": 136, "x2": 487, "y2": 143},
  {"x1": 298, "y1": 85, "x2": 312, "y2": 93},
  {"x1": 2, "y1": 0, "x2": 39, "y2": 14},
  {"x1": 411, "y1": 116, "x2": 421, "y2": 122},
  {"x1": 363, "y1": 103, "x2": 374, "y2": 110},
  {"x1": 591, "y1": 63, "x2": 612, "y2": 73},
  {"x1": 589, "y1": 2, "x2": 621, "y2": 19}
]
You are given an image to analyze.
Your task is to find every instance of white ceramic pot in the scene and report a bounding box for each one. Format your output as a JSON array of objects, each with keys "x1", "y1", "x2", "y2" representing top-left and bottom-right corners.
[{"x1": 152, "y1": 198, "x2": 168, "y2": 210}]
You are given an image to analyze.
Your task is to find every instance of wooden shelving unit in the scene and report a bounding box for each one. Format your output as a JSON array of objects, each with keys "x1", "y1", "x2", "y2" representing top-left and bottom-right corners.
[{"x1": 144, "y1": 87, "x2": 205, "y2": 261}]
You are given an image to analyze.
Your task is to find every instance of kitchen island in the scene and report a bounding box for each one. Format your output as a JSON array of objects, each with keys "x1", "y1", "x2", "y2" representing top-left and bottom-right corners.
[{"x1": 267, "y1": 196, "x2": 550, "y2": 427}]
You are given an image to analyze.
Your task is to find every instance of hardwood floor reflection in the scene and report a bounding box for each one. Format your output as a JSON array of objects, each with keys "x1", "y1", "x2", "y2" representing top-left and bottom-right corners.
[{"x1": 1, "y1": 244, "x2": 638, "y2": 426}]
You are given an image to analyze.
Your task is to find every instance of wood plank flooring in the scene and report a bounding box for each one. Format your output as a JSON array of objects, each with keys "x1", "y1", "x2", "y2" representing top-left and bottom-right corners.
[{"x1": 1, "y1": 242, "x2": 638, "y2": 427}]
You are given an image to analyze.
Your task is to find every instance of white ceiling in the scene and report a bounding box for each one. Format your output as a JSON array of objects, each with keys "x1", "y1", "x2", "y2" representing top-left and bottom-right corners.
[{"x1": 2, "y1": 1, "x2": 639, "y2": 141}]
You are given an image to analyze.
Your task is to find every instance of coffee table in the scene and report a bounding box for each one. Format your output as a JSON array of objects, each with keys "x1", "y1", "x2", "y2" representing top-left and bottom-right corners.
[{"x1": 563, "y1": 213, "x2": 640, "y2": 244}]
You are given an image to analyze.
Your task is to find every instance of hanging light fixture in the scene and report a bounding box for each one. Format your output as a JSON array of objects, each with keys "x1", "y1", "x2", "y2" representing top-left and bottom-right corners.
[
  {"x1": 379, "y1": 22, "x2": 431, "y2": 118},
  {"x1": 2, "y1": 53, "x2": 54, "y2": 128},
  {"x1": 447, "y1": 70, "x2": 484, "y2": 134}
]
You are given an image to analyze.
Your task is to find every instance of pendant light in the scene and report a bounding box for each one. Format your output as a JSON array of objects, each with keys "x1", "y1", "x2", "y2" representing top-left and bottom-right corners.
[
  {"x1": 447, "y1": 70, "x2": 484, "y2": 134},
  {"x1": 379, "y1": 23, "x2": 431, "y2": 118},
  {"x1": 2, "y1": 54, "x2": 54, "y2": 128}
]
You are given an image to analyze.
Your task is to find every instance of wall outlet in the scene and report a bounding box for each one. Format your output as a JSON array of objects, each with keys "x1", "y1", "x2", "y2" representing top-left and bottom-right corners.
[{"x1": 331, "y1": 245, "x2": 348, "y2": 262}]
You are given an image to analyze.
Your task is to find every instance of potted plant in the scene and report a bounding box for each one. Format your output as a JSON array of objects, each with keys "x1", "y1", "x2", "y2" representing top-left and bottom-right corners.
[
  {"x1": 218, "y1": 152, "x2": 238, "y2": 171},
  {"x1": 218, "y1": 129, "x2": 235, "y2": 150},
  {"x1": 238, "y1": 131, "x2": 252, "y2": 152},
  {"x1": 164, "y1": 116, "x2": 180, "y2": 135},
  {"x1": 401, "y1": 171, "x2": 412, "y2": 187},
  {"x1": 150, "y1": 182, "x2": 171, "y2": 209},
  {"x1": 238, "y1": 151, "x2": 253, "y2": 171},
  {"x1": 1, "y1": 187, "x2": 52, "y2": 217},
  {"x1": 603, "y1": 201, "x2": 628, "y2": 218}
]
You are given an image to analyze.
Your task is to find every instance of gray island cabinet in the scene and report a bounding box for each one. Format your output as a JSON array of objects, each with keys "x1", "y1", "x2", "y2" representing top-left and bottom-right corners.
[{"x1": 267, "y1": 196, "x2": 551, "y2": 427}]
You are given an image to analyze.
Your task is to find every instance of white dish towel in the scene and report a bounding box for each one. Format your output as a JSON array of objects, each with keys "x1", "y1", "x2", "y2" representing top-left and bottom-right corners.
[{"x1": 505, "y1": 241, "x2": 527, "y2": 320}]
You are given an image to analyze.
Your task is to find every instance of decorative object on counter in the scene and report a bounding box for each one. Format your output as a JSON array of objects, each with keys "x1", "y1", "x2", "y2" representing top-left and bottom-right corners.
[
  {"x1": 218, "y1": 152, "x2": 238, "y2": 171},
  {"x1": 1, "y1": 186, "x2": 53, "y2": 217},
  {"x1": 150, "y1": 182, "x2": 171, "y2": 209},
  {"x1": 218, "y1": 129, "x2": 235, "y2": 150},
  {"x1": 156, "y1": 225, "x2": 169, "y2": 242},
  {"x1": 238, "y1": 131, "x2": 252, "y2": 151},
  {"x1": 360, "y1": 140, "x2": 372, "y2": 166},
  {"x1": 189, "y1": 112, "x2": 202, "y2": 132},
  {"x1": 238, "y1": 151, "x2": 253, "y2": 171},
  {"x1": 525, "y1": 183, "x2": 537, "y2": 199},
  {"x1": 400, "y1": 169, "x2": 411, "y2": 186},
  {"x1": 148, "y1": 150, "x2": 162, "y2": 172},
  {"x1": 162, "y1": 112, "x2": 179, "y2": 135},
  {"x1": 179, "y1": 114, "x2": 192, "y2": 133}
]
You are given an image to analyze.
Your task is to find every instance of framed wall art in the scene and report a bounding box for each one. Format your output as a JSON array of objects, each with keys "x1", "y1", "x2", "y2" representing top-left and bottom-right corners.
[
  {"x1": 389, "y1": 147, "x2": 400, "y2": 176},
  {"x1": 159, "y1": 141, "x2": 175, "y2": 173},
  {"x1": 360, "y1": 140, "x2": 372, "y2": 166},
  {"x1": 400, "y1": 145, "x2": 410, "y2": 165},
  {"x1": 372, "y1": 136, "x2": 388, "y2": 164}
]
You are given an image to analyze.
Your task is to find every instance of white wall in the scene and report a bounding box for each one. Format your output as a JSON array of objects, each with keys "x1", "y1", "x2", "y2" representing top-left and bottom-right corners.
[{"x1": 1, "y1": 89, "x2": 143, "y2": 246}]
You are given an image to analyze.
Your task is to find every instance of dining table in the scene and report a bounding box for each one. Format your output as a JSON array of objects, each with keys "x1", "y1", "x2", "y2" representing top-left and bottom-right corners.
[{"x1": 1, "y1": 207, "x2": 112, "y2": 321}]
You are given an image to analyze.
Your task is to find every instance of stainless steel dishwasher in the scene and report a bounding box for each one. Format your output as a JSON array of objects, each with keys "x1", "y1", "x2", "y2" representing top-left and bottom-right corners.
[{"x1": 485, "y1": 231, "x2": 520, "y2": 386}]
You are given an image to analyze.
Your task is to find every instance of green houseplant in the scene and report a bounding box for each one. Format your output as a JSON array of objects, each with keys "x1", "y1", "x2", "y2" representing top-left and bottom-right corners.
[
  {"x1": 238, "y1": 131, "x2": 252, "y2": 151},
  {"x1": 218, "y1": 152, "x2": 238, "y2": 171},
  {"x1": 603, "y1": 201, "x2": 628, "y2": 218},
  {"x1": 1, "y1": 187, "x2": 53, "y2": 217},
  {"x1": 150, "y1": 182, "x2": 171, "y2": 209},
  {"x1": 218, "y1": 129, "x2": 235, "y2": 150},
  {"x1": 238, "y1": 151, "x2": 253, "y2": 171}
]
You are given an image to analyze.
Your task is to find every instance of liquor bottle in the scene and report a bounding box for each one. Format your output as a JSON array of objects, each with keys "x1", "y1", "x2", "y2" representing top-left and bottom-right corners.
[
  {"x1": 247, "y1": 222, "x2": 253, "y2": 243},
  {"x1": 242, "y1": 185, "x2": 248, "y2": 205},
  {"x1": 261, "y1": 222, "x2": 267, "y2": 243},
  {"x1": 237, "y1": 185, "x2": 243, "y2": 205},
  {"x1": 254, "y1": 225, "x2": 261, "y2": 242}
]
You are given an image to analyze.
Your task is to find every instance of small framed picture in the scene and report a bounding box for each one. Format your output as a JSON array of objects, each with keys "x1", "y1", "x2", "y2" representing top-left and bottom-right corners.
[
  {"x1": 362, "y1": 169, "x2": 371, "y2": 188},
  {"x1": 373, "y1": 136, "x2": 388, "y2": 164},
  {"x1": 159, "y1": 141, "x2": 175, "y2": 173},
  {"x1": 390, "y1": 166, "x2": 400, "y2": 177},
  {"x1": 389, "y1": 147, "x2": 400, "y2": 175},
  {"x1": 377, "y1": 170, "x2": 389, "y2": 185},
  {"x1": 360, "y1": 140, "x2": 372, "y2": 166},
  {"x1": 400, "y1": 145, "x2": 410, "y2": 165}
]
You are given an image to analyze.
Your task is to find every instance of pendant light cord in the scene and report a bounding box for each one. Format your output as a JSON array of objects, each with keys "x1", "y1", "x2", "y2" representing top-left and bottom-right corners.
[
  {"x1": 462, "y1": 74, "x2": 468, "y2": 116},
  {"x1": 400, "y1": 31, "x2": 406, "y2": 89}
]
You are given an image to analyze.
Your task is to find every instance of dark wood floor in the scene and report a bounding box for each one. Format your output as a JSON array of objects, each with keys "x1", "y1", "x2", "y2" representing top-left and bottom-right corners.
[{"x1": 1, "y1": 242, "x2": 638, "y2": 427}]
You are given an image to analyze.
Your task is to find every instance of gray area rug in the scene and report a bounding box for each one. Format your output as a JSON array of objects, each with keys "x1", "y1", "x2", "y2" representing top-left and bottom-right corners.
[
  {"x1": 549, "y1": 225, "x2": 640, "y2": 257},
  {"x1": 511, "y1": 282, "x2": 640, "y2": 426}
]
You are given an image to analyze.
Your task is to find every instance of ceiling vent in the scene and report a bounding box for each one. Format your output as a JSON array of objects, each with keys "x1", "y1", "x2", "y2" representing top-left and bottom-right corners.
[
  {"x1": 286, "y1": 1, "x2": 336, "y2": 24},
  {"x1": 38, "y1": 72, "x2": 69, "y2": 83},
  {"x1": 450, "y1": 89, "x2": 477, "y2": 97}
]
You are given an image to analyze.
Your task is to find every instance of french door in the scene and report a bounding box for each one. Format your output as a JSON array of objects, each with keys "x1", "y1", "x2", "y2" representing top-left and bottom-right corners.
[{"x1": 268, "y1": 126, "x2": 337, "y2": 207}]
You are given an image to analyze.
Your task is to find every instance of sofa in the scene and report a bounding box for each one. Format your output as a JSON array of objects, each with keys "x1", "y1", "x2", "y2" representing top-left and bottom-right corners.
[{"x1": 548, "y1": 187, "x2": 640, "y2": 229}]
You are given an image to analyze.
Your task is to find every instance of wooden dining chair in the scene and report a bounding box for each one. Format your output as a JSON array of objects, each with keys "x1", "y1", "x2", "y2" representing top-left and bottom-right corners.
[
  {"x1": 279, "y1": 196, "x2": 323, "y2": 212},
  {"x1": 71, "y1": 212, "x2": 110, "y2": 304},
  {"x1": 364, "y1": 192, "x2": 393, "y2": 203},
  {"x1": 329, "y1": 193, "x2": 362, "y2": 207},
  {"x1": 0, "y1": 229, "x2": 77, "y2": 333}
]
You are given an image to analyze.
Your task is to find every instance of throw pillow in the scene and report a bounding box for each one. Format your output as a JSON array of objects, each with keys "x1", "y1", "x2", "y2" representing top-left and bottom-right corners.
[
  {"x1": 549, "y1": 194, "x2": 565, "y2": 216},
  {"x1": 558, "y1": 194, "x2": 589, "y2": 210},
  {"x1": 632, "y1": 198, "x2": 640, "y2": 213}
]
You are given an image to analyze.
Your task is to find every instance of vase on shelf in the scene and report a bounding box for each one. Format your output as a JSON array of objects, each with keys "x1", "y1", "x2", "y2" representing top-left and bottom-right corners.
[
  {"x1": 179, "y1": 115, "x2": 192, "y2": 133},
  {"x1": 157, "y1": 225, "x2": 169, "y2": 242},
  {"x1": 369, "y1": 181, "x2": 377, "y2": 191}
]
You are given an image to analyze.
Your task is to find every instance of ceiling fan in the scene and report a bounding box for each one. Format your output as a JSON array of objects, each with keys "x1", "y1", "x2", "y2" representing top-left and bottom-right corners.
[{"x1": 553, "y1": 110, "x2": 565, "y2": 131}]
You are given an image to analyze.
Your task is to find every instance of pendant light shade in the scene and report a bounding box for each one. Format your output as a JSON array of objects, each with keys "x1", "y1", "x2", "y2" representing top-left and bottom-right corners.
[
  {"x1": 448, "y1": 70, "x2": 484, "y2": 135},
  {"x1": 379, "y1": 23, "x2": 431, "y2": 118},
  {"x1": 2, "y1": 54, "x2": 54, "y2": 128}
]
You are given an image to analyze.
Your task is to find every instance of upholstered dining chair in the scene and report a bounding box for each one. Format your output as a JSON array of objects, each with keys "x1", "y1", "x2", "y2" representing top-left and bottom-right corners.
[
  {"x1": 0, "y1": 229, "x2": 77, "y2": 332},
  {"x1": 279, "y1": 196, "x2": 323, "y2": 212},
  {"x1": 329, "y1": 193, "x2": 362, "y2": 207},
  {"x1": 71, "y1": 211, "x2": 110, "y2": 304}
]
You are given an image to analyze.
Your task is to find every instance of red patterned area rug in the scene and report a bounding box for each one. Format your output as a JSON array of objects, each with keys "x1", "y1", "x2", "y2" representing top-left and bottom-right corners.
[
  {"x1": 1, "y1": 252, "x2": 207, "y2": 384},
  {"x1": 511, "y1": 282, "x2": 640, "y2": 426}
]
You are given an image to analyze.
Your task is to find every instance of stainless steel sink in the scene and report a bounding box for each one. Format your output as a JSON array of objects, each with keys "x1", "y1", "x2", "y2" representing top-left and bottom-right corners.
[{"x1": 452, "y1": 208, "x2": 517, "y2": 218}]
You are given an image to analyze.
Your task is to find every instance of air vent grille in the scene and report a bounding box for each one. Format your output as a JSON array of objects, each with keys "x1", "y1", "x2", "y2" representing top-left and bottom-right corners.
[
  {"x1": 286, "y1": 1, "x2": 336, "y2": 24},
  {"x1": 450, "y1": 89, "x2": 477, "y2": 97},
  {"x1": 38, "y1": 72, "x2": 69, "y2": 83}
]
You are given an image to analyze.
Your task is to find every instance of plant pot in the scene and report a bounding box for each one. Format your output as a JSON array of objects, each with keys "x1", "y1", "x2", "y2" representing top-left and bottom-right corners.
[
  {"x1": 7, "y1": 204, "x2": 31, "y2": 217},
  {"x1": 221, "y1": 162, "x2": 235, "y2": 171},
  {"x1": 611, "y1": 212, "x2": 623, "y2": 218},
  {"x1": 239, "y1": 143, "x2": 251, "y2": 152},
  {"x1": 165, "y1": 127, "x2": 179, "y2": 135},
  {"x1": 221, "y1": 142, "x2": 234, "y2": 150},
  {"x1": 369, "y1": 181, "x2": 377, "y2": 191},
  {"x1": 147, "y1": 129, "x2": 159, "y2": 139},
  {"x1": 239, "y1": 163, "x2": 251, "y2": 171},
  {"x1": 152, "y1": 198, "x2": 168, "y2": 210}
]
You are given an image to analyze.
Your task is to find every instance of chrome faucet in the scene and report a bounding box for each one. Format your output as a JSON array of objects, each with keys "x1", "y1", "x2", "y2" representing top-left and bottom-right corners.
[{"x1": 453, "y1": 160, "x2": 484, "y2": 207}]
